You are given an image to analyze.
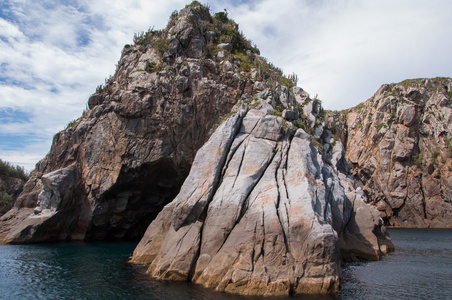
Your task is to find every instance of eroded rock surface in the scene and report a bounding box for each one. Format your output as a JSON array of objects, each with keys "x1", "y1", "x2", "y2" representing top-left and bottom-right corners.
[
  {"x1": 327, "y1": 78, "x2": 452, "y2": 227},
  {"x1": 132, "y1": 101, "x2": 393, "y2": 296},
  {"x1": 0, "y1": 3, "x2": 257, "y2": 243},
  {"x1": 0, "y1": 2, "x2": 399, "y2": 296}
]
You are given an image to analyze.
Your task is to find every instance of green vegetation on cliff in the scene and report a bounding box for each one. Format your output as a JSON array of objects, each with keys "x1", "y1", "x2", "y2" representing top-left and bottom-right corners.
[
  {"x1": 0, "y1": 159, "x2": 27, "y2": 213},
  {"x1": 0, "y1": 159, "x2": 28, "y2": 181},
  {"x1": 107, "y1": 1, "x2": 298, "y2": 94},
  {"x1": 0, "y1": 193, "x2": 12, "y2": 213}
]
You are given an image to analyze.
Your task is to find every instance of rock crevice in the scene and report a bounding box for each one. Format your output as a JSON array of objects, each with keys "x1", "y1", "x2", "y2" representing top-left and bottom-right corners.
[
  {"x1": 0, "y1": 3, "x2": 256, "y2": 243},
  {"x1": 327, "y1": 78, "x2": 452, "y2": 228},
  {"x1": 6, "y1": 2, "x2": 449, "y2": 297},
  {"x1": 132, "y1": 99, "x2": 393, "y2": 296}
]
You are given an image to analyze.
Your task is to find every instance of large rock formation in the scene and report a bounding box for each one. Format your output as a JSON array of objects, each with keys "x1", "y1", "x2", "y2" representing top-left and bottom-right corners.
[
  {"x1": 327, "y1": 78, "x2": 452, "y2": 227},
  {"x1": 0, "y1": 3, "x2": 256, "y2": 243},
  {"x1": 0, "y1": 1, "x2": 398, "y2": 296},
  {"x1": 131, "y1": 98, "x2": 393, "y2": 296}
]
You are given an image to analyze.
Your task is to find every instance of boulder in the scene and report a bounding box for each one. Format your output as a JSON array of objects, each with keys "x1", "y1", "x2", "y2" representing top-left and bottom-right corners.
[{"x1": 282, "y1": 109, "x2": 299, "y2": 120}]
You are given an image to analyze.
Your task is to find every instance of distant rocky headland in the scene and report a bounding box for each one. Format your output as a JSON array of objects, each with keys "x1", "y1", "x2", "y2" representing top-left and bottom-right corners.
[
  {"x1": 0, "y1": 1, "x2": 450, "y2": 297},
  {"x1": 327, "y1": 78, "x2": 452, "y2": 228}
]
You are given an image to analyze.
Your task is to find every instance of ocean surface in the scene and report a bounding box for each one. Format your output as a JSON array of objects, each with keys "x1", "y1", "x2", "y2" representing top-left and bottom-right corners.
[{"x1": 0, "y1": 228, "x2": 451, "y2": 300}]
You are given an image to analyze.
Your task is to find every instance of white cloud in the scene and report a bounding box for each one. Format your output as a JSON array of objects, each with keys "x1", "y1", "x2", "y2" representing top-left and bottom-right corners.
[
  {"x1": 0, "y1": 18, "x2": 23, "y2": 39},
  {"x1": 1, "y1": 0, "x2": 451, "y2": 171}
]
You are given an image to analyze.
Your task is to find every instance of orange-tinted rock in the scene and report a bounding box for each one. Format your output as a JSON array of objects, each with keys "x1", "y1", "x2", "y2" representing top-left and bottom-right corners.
[
  {"x1": 132, "y1": 103, "x2": 393, "y2": 296},
  {"x1": 327, "y1": 78, "x2": 452, "y2": 228}
]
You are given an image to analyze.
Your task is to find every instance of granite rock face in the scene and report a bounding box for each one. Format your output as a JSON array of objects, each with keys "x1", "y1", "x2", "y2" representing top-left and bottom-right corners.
[
  {"x1": 0, "y1": 2, "x2": 397, "y2": 296},
  {"x1": 132, "y1": 100, "x2": 393, "y2": 296},
  {"x1": 327, "y1": 78, "x2": 452, "y2": 227},
  {"x1": 0, "y1": 3, "x2": 256, "y2": 243}
]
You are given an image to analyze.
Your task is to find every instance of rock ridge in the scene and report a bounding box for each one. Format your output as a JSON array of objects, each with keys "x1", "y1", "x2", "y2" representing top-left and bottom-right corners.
[
  {"x1": 0, "y1": 1, "x2": 413, "y2": 296},
  {"x1": 0, "y1": 2, "x2": 265, "y2": 243},
  {"x1": 327, "y1": 77, "x2": 452, "y2": 228}
]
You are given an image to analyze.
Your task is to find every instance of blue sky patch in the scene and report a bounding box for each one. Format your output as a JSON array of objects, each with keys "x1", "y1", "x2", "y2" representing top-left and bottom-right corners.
[
  {"x1": 0, "y1": 133, "x2": 37, "y2": 151},
  {"x1": 0, "y1": 77, "x2": 35, "y2": 90},
  {"x1": 0, "y1": 108, "x2": 32, "y2": 125},
  {"x1": 0, "y1": 2, "x2": 14, "y2": 22},
  {"x1": 77, "y1": 32, "x2": 90, "y2": 47}
]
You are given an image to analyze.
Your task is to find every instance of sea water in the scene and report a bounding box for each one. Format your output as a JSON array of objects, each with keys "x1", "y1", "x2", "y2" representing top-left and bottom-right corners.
[
  {"x1": 334, "y1": 228, "x2": 452, "y2": 300},
  {"x1": 0, "y1": 229, "x2": 451, "y2": 300}
]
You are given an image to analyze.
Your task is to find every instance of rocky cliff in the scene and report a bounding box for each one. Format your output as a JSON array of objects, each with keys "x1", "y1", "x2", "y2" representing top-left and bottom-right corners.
[
  {"x1": 0, "y1": 3, "x2": 255, "y2": 243},
  {"x1": 0, "y1": 1, "x2": 397, "y2": 297},
  {"x1": 327, "y1": 78, "x2": 452, "y2": 228},
  {"x1": 131, "y1": 98, "x2": 393, "y2": 296}
]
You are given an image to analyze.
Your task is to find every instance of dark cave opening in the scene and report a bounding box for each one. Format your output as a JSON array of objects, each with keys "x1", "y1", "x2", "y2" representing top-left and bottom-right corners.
[{"x1": 86, "y1": 159, "x2": 189, "y2": 241}]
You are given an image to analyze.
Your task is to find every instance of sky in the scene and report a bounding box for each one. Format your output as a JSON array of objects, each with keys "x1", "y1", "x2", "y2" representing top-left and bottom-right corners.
[{"x1": 1, "y1": 0, "x2": 451, "y2": 171}]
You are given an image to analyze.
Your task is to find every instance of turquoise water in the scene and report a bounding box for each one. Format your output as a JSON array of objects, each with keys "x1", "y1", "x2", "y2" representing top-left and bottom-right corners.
[{"x1": 0, "y1": 229, "x2": 451, "y2": 299}]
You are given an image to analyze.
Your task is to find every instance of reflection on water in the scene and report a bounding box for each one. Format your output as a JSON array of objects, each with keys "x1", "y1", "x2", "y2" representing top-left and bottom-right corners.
[{"x1": 0, "y1": 228, "x2": 451, "y2": 299}]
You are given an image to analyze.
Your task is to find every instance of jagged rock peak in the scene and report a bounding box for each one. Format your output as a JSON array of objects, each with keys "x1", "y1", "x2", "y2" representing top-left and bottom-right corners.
[
  {"x1": 0, "y1": 2, "x2": 395, "y2": 297},
  {"x1": 93, "y1": 0, "x2": 298, "y2": 99},
  {"x1": 327, "y1": 77, "x2": 452, "y2": 228},
  {"x1": 0, "y1": 1, "x2": 304, "y2": 244}
]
